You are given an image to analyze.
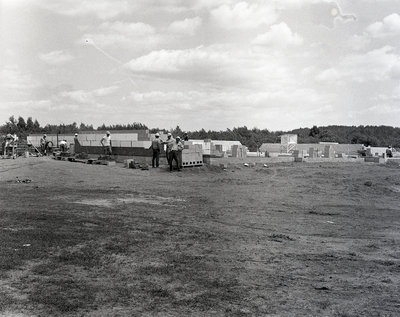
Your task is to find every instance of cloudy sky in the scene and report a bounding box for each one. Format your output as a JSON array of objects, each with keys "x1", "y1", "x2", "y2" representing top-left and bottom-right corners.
[{"x1": 1, "y1": 0, "x2": 399, "y2": 131}]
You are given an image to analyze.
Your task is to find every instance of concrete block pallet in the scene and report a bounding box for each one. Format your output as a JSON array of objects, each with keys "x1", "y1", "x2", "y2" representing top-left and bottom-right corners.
[{"x1": 182, "y1": 151, "x2": 203, "y2": 167}]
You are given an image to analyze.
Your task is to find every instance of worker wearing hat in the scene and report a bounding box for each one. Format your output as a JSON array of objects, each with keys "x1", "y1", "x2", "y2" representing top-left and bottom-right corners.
[
  {"x1": 40, "y1": 134, "x2": 47, "y2": 154},
  {"x1": 386, "y1": 145, "x2": 393, "y2": 158},
  {"x1": 163, "y1": 132, "x2": 174, "y2": 165},
  {"x1": 169, "y1": 136, "x2": 184, "y2": 172},
  {"x1": 151, "y1": 133, "x2": 162, "y2": 168},
  {"x1": 100, "y1": 131, "x2": 112, "y2": 155},
  {"x1": 3, "y1": 133, "x2": 18, "y2": 158}
]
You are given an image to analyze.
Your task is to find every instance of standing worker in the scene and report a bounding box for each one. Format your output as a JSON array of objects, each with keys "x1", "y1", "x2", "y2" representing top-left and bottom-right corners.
[
  {"x1": 151, "y1": 133, "x2": 162, "y2": 168},
  {"x1": 73, "y1": 133, "x2": 79, "y2": 146},
  {"x1": 163, "y1": 133, "x2": 174, "y2": 165},
  {"x1": 180, "y1": 134, "x2": 189, "y2": 169},
  {"x1": 100, "y1": 131, "x2": 112, "y2": 155},
  {"x1": 3, "y1": 133, "x2": 18, "y2": 158},
  {"x1": 40, "y1": 134, "x2": 47, "y2": 154},
  {"x1": 169, "y1": 136, "x2": 184, "y2": 172},
  {"x1": 386, "y1": 145, "x2": 393, "y2": 158}
]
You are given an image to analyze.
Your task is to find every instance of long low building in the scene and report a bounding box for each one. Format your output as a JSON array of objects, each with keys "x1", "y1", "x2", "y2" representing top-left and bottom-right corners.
[
  {"x1": 27, "y1": 130, "x2": 151, "y2": 148},
  {"x1": 27, "y1": 131, "x2": 247, "y2": 161},
  {"x1": 260, "y1": 142, "x2": 363, "y2": 157}
]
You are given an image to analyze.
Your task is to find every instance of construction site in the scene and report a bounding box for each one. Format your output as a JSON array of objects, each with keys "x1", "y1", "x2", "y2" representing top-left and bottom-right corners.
[
  {"x1": 1, "y1": 128, "x2": 400, "y2": 316},
  {"x1": 2, "y1": 130, "x2": 395, "y2": 167}
]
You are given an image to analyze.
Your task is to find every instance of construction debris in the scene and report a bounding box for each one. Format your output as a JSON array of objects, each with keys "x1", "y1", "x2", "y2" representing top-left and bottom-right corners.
[{"x1": 16, "y1": 177, "x2": 32, "y2": 183}]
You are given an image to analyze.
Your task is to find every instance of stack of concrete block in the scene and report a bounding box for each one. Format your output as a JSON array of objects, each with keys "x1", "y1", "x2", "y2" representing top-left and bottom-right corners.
[
  {"x1": 215, "y1": 144, "x2": 223, "y2": 152},
  {"x1": 309, "y1": 147, "x2": 318, "y2": 158},
  {"x1": 201, "y1": 140, "x2": 211, "y2": 155},
  {"x1": 293, "y1": 149, "x2": 307, "y2": 158},
  {"x1": 182, "y1": 143, "x2": 203, "y2": 167},
  {"x1": 210, "y1": 144, "x2": 224, "y2": 157},
  {"x1": 136, "y1": 130, "x2": 151, "y2": 141},
  {"x1": 124, "y1": 159, "x2": 134, "y2": 167},
  {"x1": 118, "y1": 141, "x2": 132, "y2": 147},
  {"x1": 231, "y1": 145, "x2": 248, "y2": 158},
  {"x1": 232, "y1": 145, "x2": 239, "y2": 157},
  {"x1": 324, "y1": 145, "x2": 335, "y2": 158},
  {"x1": 292, "y1": 150, "x2": 303, "y2": 162},
  {"x1": 365, "y1": 157, "x2": 386, "y2": 163}
]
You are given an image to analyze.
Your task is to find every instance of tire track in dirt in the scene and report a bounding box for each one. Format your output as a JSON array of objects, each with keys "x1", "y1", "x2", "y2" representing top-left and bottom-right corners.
[{"x1": 0, "y1": 160, "x2": 47, "y2": 174}]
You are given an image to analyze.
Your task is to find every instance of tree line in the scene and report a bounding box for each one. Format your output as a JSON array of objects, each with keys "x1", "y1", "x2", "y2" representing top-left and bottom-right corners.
[{"x1": 1, "y1": 116, "x2": 399, "y2": 151}]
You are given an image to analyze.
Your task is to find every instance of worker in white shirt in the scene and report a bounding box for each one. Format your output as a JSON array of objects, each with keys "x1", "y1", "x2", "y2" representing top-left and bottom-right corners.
[
  {"x1": 169, "y1": 136, "x2": 184, "y2": 172},
  {"x1": 100, "y1": 131, "x2": 112, "y2": 155},
  {"x1": 59, "y1": 140, "x2": 68, "y2": 152}
]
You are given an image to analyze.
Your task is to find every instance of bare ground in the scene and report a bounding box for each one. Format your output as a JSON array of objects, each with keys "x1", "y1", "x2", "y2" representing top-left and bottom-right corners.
[{"x1": 0, "y1": 157, "x2": 400, "y2": 316}]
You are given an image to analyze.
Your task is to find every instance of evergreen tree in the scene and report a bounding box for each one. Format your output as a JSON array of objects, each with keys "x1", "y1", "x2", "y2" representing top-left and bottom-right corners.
[
  {"x1": 26, "y1": 117, "x2": 34, "y2": 132},
  {"x1": 33, "y1": 119, "x2": 41, "y2": 132},
  {"x1": 17, "y1": 116, "x2": 26, "y2": 131}
]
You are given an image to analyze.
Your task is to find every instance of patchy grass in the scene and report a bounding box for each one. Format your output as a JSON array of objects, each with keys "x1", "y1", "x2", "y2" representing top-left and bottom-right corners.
[{"x1": 1, "y1": 159, "x2": 400, "y2": 316}]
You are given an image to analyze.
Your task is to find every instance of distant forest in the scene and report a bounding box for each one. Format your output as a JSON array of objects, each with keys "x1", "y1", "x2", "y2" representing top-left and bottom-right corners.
[{"x1": 1, "y1": 115, "x2": 399, "y2": 151}]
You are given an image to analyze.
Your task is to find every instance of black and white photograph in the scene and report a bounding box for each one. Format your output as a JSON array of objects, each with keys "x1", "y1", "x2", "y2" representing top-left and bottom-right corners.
[{"x1": 1, "y1": 0, "x2": 400, "y2": 316}]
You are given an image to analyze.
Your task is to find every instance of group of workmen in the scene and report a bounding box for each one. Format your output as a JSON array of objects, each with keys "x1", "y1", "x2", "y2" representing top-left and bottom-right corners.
[
  {"x1": 34, "y1": 131, "x2": 185, "y2": 171},
  {"x1": 151, "y1": 132, "x2": 185, "y2": 172},
  {"x1": 99, "y1": 130, "x2": 185, "y2": 172},
  {"x1": 39, "y1": 133, "x2": 79, "y2": 155}
]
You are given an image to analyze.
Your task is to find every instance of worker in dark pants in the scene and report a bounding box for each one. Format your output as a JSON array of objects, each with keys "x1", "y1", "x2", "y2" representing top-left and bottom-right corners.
[
  {"x1": 163, "y1": 133, "x2": 174, "y2": 165},
  {"x1": 386, "y1": 145, "x2": 393, "y2": 158},
  {"x1": 59, "y1": 140, "x2": 68, "y2": 152},
  {"x1": 169, "y1": 136, "x2": 184, "y2": 172},
  {"x1": 151, "y1": 133, "x2": 162, "y2": 168},
  {"x1": 40, "y1": 134, "x2": 47, "y2": 155},
  {"x1": 100, "y1": 131, "x2": 112, "y2": 155}
]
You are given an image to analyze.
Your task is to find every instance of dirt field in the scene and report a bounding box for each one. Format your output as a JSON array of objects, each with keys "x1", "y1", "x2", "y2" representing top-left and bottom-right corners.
[{"x1": 1, "y1": 157, "x2": 400, "y2": 316}]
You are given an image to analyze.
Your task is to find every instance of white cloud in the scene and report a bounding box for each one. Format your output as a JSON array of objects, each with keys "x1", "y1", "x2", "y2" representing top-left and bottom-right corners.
[
  {"x1": 190, "y1": 0, "x2": 236, "y2": 10},
  {"x1": 365, "y1": 104, "x2": 400, "y2": 115},
  {"x1": 341, "y1": 46, "x2": 400, "y2": 82},
  {"x1": 39, "y1": 50, "x2": 74, "y2": 65},
  {"x1": 59, "y1": 86, "x2": 119, "y2": 103},
  {"x1": 0, "y1": 99, "x2": 52, "y2": 115},
  {"x1": 127, "y1": 86, "x2": 326, "y2": 114},
  {"x1": 99, "y1": 21, "x2": 155, "y2": 36},
  {"x1": 0, "y1": 65, "x2": 41, "y2": 90},
  {"x1": 348, "y1": 32, "x2": 371, "y2": 51},
  {"x1": 392, "y1": 84, "x2": 400, "y2": 99},
  {"x1": 1, "y1": 0, "x2": 31, "y2": 7},
  {"x1": 126, "y1": 47, "x2": 230, "y2": 74},
  {"x1": 82, "y1": 21, "x2": 162, "y2": 50},
  {"x1": 389, "y1": 63, "x2": 400, "y2": 79},
  {"x1": 316, "y1": 46, "x2": 400, "y2": 83},
  {"x1": 38, "y1": 0, "x2": 132, "y2": 20},
  {"x1": 211, "y1": 2, "x2": 277, "y2": 29},
  {"x1": 367, "y1": 13, "x2": 400, "y2": 38},
  {"x1": 93, "y1": 86, "x2": 119, "y2": 96},
  {"x1": 168, "y1": 17, "x2": 202, "y2": 36},
  {"x1": 123, "y1": 85, "x2": 330, "y2": 131},
  {"x1": 252, "y1": 23, "x2": 303, "y2": 47},
  {"x1": 316, "y1": 68, "x2": 341, "y2": 81}
]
